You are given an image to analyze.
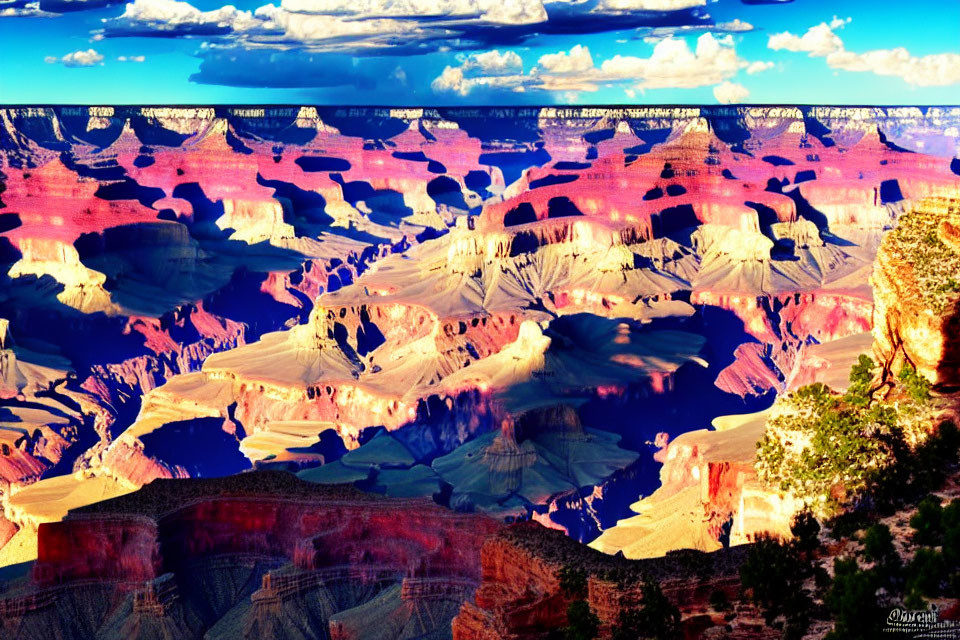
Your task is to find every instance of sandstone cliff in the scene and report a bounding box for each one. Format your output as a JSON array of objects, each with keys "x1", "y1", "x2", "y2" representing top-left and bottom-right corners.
[
  {"x1": 872, "y1": 196, "x2": 960, "y2": 388},
  {"x1": 452, "y1": 521, "x2": 777, "y2": 640}
]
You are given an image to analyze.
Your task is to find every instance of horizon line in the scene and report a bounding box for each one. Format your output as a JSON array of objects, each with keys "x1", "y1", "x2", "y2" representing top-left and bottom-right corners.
[{"x1": 2, "y1": 103, "x2": 959, "y2": 109}]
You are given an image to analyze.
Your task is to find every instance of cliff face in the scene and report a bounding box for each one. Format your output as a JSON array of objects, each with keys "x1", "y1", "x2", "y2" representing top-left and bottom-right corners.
[
  {"x1": 589, "y1": 411, "x2": 799, "y2": 560},
  {"x1": 1, "y1": 471, "x2": 500, "y2": 640},
  {"x1": 872, "y1": 196, "x2": 960, "y2": 388},
  {"x1": 453, "y1": 521, "x2": 776, "y2": 640}
]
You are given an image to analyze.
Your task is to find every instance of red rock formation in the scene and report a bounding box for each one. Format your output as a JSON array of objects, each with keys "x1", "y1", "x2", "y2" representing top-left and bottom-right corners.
[
  {"x1": 453, "y1": 521, "x2": 774, "y2": 640},
  {"x1": 33, "y1": 515, "x2": 160, "y2": 584},
  {"x1": 30, "y1": 472, "x2": 499, "y2": 587}
]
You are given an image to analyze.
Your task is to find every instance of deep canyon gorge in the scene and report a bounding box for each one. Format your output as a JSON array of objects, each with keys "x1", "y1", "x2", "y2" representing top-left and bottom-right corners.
[{"x1": 1, "y1": 105, "x2": 959, "y2": 639}]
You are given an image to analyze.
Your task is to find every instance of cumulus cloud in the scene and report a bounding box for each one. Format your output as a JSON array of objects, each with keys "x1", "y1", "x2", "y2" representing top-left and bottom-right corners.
[
  {"x1": 828, "y1": 15, "x2": 851, "y2": 30},
  {"x1": 105, "y1": 0, "x2": 260, "y2": 35},
  {"x1": 92, "y1": 0, "x2": 772, "y2": 94},
  {"x1": 0, "y1": 0, "x2": 55, "y2": 16},
  {"x1": 45, "y1": 48, "x2": 105, "y2": 66},
  {"x1": 430, "y1": 49, "x2": 527, "y2": 95},
  {"x1": 600, "y1": 33, "x2": 745, "y2": 89},
  {"x1": 713, "y1": 80, "x2": 748, "y2": 103},
  {"x1": 117, "y1": 54, "x2": 145, "y2": 61},
  {"x1": 825, "y1": 48, "x2": 960, "y2": 87},
  {"x1": 461, "y1": 49, "x2": 523, "y2": 75},
  {"x1": 434, "y1": 33, "x2": 756, "y2": 96},
  {"x1": 770, "y1": 17, "x2": 960, "y2": 87},
  {"x1": 746, "y1": 60, "x2": 773, "y2": 74},
  {"x1": 536, "y1": 44, "x2": 594, "y2": 74},
  {"x1": 639, "y1": 16, "x2": 753, "y2": 42},
  {"x1": 100, "y1": 0, "x2": 722, "y2": 55},
  {"x1": 768, "y1": 21, "x2": 844, "y2": 56},
  {"x1": 431, "y1": 66, "x2": 478, "y2": 96}
]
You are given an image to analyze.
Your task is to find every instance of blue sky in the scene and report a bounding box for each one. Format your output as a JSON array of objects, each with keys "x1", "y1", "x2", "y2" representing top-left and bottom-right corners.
[{"x1": 0, "y1": 0, "x2": 958, "y2": 105}]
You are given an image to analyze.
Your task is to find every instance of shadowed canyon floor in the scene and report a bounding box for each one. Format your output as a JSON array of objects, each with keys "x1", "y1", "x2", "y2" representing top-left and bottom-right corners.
[{"x1": 1, "y1": 105, "x2": 960, "y2": 638}]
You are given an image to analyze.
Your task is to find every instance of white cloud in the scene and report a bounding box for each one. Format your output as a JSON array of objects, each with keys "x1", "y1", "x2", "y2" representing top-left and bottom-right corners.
[
  {"x1": 828, "y1": 15, "x2": 851, "y2": 30},
  {"x1": 275, "y1": 0, "x2": 547, "y2": 25},
  {"x1": 461, "y1": 49, "x2": 523, "y2": 75},
  {"x1": 536, "y1": 44, "x2": 593, "y2": 74},
  {"x1": 600, "y1": 33, "x2": 745, "y2": 89},
  {"x1": 826, "y1": 48, "x2": 960, "y2": 87},
  {"x1": 0, "y1": 1, "x2": 54, "y2": 16},
  {"x1": 110, "y1": 0, "x2": 261, "y2": 32},
  {"x1": 639, "y1": 18, "x2": 753, "y2": 43},
  {"x1": 770, "y1": 18, "x2": 960, "y2": 87},
  {"x1": 99, "y1": 0, "x2": 744, "y2": 62},
  {"x1": 768, "y1": 22, "x2": 844, "y2": 56},
  {"x1": 46, "y1": 48, "x2": 105, "y2": 66},
  {"x1": 746, "y1": 60, "x2": 773, "y2": 74},
  {"x1": 117, "y1": 55, "x2": 145, "y2": 61},
  {"x1": 434, "y1": 33, "x2": 756, "y2": 95},
  {"x1": 252, "y1": 4, "x2": 419, "y2": 43},
  {"x1": 713, "y1": 81, "x2": 748, "y2": 104},
  {"x1": 717, "y1": 18, "x2": 752, "y2": 32},
  {"x1": 431, "y1": 65, "x2": 518, "y2": 95}
]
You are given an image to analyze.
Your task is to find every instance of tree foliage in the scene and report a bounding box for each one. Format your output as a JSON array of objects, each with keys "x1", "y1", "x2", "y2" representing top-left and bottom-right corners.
[
  {"x1": 563, "y1": 600, "x2": 600, "y2": 640},
  {"x1": 824, "y1": 558, "x2": 884, "y2": 640},
  {"x1": 612, "y1": 578, "x2": 681, "y2": 640},
  {"x1": 756, "y1": 355, "x2": 940, "y2": 518},
  {"x1": 558, "y1": 566, "x2": 588, "y2": 599},
  {"x1": 740, "y1": 528, "x2": 814, "y2": 634}
]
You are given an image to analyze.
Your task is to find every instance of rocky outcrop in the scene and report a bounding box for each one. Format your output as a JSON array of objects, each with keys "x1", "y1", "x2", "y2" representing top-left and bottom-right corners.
[
  {"x1": 589, "y1": 411, "x2": 798, "y2": 559},
  {"x1": 872, "y1": 196, "x2": 960, "y2": 388},
  {"x1": 1, "y1": 471, "x2": 500, "y2": 640},
  {"x1": 453, "y1": 521, "x2": 776, "y2": 640}
]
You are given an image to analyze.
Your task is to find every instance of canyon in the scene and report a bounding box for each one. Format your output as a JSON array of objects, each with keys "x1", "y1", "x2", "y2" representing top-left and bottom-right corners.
[{"x1": 1, "y1": 105, "x2": 960, "y2": 638}]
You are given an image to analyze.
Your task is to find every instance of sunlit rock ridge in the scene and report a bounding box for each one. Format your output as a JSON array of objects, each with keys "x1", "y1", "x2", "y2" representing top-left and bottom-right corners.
[{"x1": 0, "y1": 104, "x2": 959, "y2": 593}]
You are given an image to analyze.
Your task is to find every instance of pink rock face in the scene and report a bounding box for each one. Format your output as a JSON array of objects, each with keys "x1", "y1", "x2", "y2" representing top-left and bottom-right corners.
[
  {"x1": 698, "y1": 290, "x2": 874, "y2": 398},
  {"x1": 1, "y1": 160, "x2": 160, "y2": 247},
  {"x1": 0, "y1": 515, "x2": 16, "y2": 549},
  {"x1": 31, "y1": 475, "x2": 500, "y2": 586},
  {"x1": 2, "y1": 106, "x2": 959, "y2": 587}
]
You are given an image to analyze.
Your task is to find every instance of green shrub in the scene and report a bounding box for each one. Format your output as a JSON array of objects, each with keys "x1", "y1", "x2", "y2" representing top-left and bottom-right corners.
[
  {"x1": 910, "y1": 496, "x2": 943, "y2": 546},
  {"x1": 862, "y1": 524, "x2": 895, "y2": 563},
  {"x1": 791, "y1": 509, "x2": 821, "y2": 555},
  {"x1": 942, "y1": 500, "x2": 960, "y2": 571},
  {"x1": 558, "y1": 566, "x2": 588, "y2": 599},
  {"x1": 898, "y1": 363, "x2": 931, "y2": 403},
  {"x1": 906, "y1": 548, "x2": 944, "y2": 599},
  {"x1": 740, "y1": 533, "x2": 813, "y2": 630},
  {"x1": 824, "y1": 558, "x2": 884, "y2": 640},
  {"x1": 846, "y1": 354, "x2": 877, "y2": 406},
  {"x1": 756, "y1": 356, "x2": 941, "y2": 518},
  {"x1": 564, "y1": 600, "x2": 599, "y2": 640},
  {"x1": 612, "y1": 578, "x2": 681, "y2": 640},
  {"x1": 862, "y1": 523, "x2": 901, "y2": 589}
]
